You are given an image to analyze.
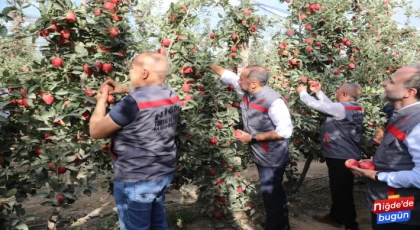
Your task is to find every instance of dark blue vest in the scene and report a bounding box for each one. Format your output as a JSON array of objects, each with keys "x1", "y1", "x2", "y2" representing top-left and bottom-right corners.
[{"x1": 110, "y1": 84, "x2": 180, "y2": 182}]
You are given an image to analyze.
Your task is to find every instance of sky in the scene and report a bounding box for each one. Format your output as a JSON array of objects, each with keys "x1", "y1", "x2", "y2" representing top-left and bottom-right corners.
[{"x1": 1, "y1": 0, "x2": 419, "y2": 46}]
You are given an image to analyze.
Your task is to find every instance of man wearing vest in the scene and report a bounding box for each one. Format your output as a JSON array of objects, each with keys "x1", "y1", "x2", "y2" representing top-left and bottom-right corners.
[
  {"x1": 351, "y1": 65, "x2": 420, "y2": 230},
  {"x1": 209, "y1": 64, "x2": 294, "y2": 230},
  {"x1": 296, "y1": 82, "x2": 364, "y2": 230},
  {"x1": 90, "y1": 53, "x2": 180, "y2": 230}
]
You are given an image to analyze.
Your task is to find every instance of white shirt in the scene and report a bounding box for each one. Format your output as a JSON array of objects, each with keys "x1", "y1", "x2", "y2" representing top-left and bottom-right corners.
[
  {"x1": 299, "y1": 90, "x2": 346, "y2": 120},
  {"x1": 378, "y1": 102, "x2": 420, "y2": 188},
  {"x1": 221, "y1": 70, "x2": 293, "y2": 139}
]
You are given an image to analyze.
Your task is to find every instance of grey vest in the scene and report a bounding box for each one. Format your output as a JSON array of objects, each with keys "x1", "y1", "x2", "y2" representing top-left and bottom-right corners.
[
  {"x1": 240, "y1": 86, "x2": 290, "y2": 167},
  {"x1": 110, "y1": 84, "x2": 180, "y2": 182},
  {"x1": 320, "y1": 101, "x2": 364, "y2": 160},
  {"x1": 365, "y1": 103, "x2": 420, "y2": 225}
]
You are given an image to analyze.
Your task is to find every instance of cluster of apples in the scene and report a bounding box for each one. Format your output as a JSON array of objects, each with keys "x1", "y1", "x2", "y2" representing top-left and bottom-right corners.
[{"x1": 345, "y1": 159, "x2": 375, "y2": 170}]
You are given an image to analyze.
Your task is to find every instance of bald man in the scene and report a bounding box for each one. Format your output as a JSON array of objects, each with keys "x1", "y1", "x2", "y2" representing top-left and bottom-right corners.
[
  {"x1": 90, "y1": 53, "x2": 180, "y2": 230},
  {"x1": 209, "y1": 64, "x2": 293, "y2": 230},
  {"x1": 296, "y1": 82, "x2": 364, "y2": 230}
]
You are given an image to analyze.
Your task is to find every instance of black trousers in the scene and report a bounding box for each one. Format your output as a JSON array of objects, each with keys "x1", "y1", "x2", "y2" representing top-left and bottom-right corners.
[
  {"x1": 371, "y1": 213, "x2": 420, "y2": 230},
  {"x1": 326, "y1": 158, "x2": 358, "y2": 229},
  {"x1": 256, "y1": 163, "x2": 289, "y2": 230}
]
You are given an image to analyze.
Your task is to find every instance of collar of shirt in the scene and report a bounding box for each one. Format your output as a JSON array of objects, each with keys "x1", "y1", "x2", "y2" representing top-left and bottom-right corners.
[{"x1": 396, "y1": 101, "x2": 420, "y2": 112}]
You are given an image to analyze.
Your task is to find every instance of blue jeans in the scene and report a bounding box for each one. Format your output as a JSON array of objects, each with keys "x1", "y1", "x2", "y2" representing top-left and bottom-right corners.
[{"x1": 113, "y1": 174, "x2": 174, "y2": 230}]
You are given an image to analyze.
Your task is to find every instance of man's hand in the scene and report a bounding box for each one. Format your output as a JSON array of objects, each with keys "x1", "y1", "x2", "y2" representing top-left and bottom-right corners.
[
  {"x1": 104, "y1": 79, "x2": 130, "y2": 95},
  {"x1": 296, "y1": 85, "x2": 307, "y2": 94},
  {"x1": 310, "y1": 81, "x2": 322, "y2": 93},
  {"x1": 235, "y1": 130, "x2": 252, "y2": 143},
  {"x1": 94, "y1": 85, "x2": 109, "y2": 104},
  {"x1": 350, "y1": 166, "x2": 378, "y2": 180},
  {"x1": 372, "y1": 127, "x2": 385, "y2": 145}
]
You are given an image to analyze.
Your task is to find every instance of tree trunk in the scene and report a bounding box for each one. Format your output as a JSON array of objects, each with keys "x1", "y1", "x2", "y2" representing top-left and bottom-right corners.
[{"x1": 292, "y1": 154, "x2": 313, "y2": 193}]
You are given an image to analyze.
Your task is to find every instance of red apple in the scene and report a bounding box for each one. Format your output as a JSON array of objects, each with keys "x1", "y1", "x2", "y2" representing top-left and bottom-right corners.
[
  {"x1": 209, "y1": 169, "x2": 216, "y2": 176},
  {"x1": 51, "y1": 57, "x2": 63, "y2": 67},
  {"x1": 295, "y1": 140, "x2": 301, "y2": 145},
  {"x1": 95, "y1": 62, "x2": 102, "y2": 70},
  {"x1": 214, "y1": 211, "x2": 223, "y2": 219},
  {"x1": 210, "y1": 137, "x2": 218, "y2": 145},
  {"x1": 22, "y1": 98, "x2": 30, "y2": 107},
  {"x1": 42, "y1": 94, "x2": 55, "y2": 105},
  {"x1": 345, "y1": 159, "x2": 359, "y2": 169},
  {"x1": 35, "y1": 148, "x2": 42, "y2": 155},
  {"x1": 237, "y1": 186, "x2": 243, "y2": 193},
  {"x1": 94, "y1": 8, "x2": 102, "y2": 16},
  {"x1": 216, "y1": 122, "x2": 223, "y2": 129},
  {"x1": 311, "y1": 81, "x2": 320, "y2": 87},
  {"x1": 305, "y1": 38, "x2": 312, "y2": 44},
  {"x1": 83, "y1": 64, "x2": 93, "y2": 76},
  {"x1": 56, "y1": 194, "x2": 64, "y2": 203},
  {"x1": 230, "y1": 53, "x2": 237, "y2": 59},
  {"x1": 60, "y1": 29, "x2": 70, "y2": 39},
  {"x1": 359, "y1": 160, "x2": 375, "y2": 170},
  {"x1": 243, "y1": 9, "x2": 252, "y2": 16},
  {"x1": 232, "y1": 33, "x2": 238, "y2": 40},
  {"x1": 65, "y1": 11, "x2": 76, "y2": 23},
  {"x1": 157, "y1": 48, "x2": 166, "y2": 55},
  {"x1": 209, "y1": 33, "x2": 216, "y2": 39},
  {"x1": 333, "y1": 69, "x2": 340, "y2": 75},
  {"x1": 301, "y1": 76, "x2": 308, "y2": 83},
  {"x1": 184, "y1": 94, "x2": 193, "y2": 101},
  {"x1": 107, "y1": 95, "x2": 115, "y2": 104},
  {"x1": 249, "y1": 26, "x2": 257, "y2": 32},
  {"x1": 85, "y1": 87, "x2": 95, "y2": 97},
  {"x1": 103, "y1": 2, "x2": 115, "y2": 11},
  {"x1": 247, "y1": 203, "x2": 254, "y2": 209},
  {"x1": 306, "y1": 46, "x2": 313, "y2": 52},
  {"x1": 108, "y1": 27, "x2": 119, "y2": 37},
  {"x1": 315, "y1": 41, "x2": 322, "y2": 47},
  {"x1": 161, "y1": 38, "x2": 171, "y2": 47},
  {"x1": 231, "y1": 46, "x2": 237, "y2": 52},
  {"x1": 20, "y1": 89, "x2": 27, "y2": 97},
  {"x1": 348, "y1": 64, "x2": 356, "y2": 70},
  {"x1": 182, "y1": 84, "x2": 190, "y2": 92},
  {"x1": 57, "y1": 166, "x2": 67, "y2": 175},
  {"x1": 102, "y1": 63, "x2": 113, "y2": 72},
  {"x1": 286, "y1": 29, "x2": 293, "y2": 36},
  {"x1": 305, "y1": 24, "x2": 312, "y2": 30}
]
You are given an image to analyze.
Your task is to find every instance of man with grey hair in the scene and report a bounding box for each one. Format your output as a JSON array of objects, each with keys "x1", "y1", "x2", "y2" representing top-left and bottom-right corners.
[
  {"x1": 209, "y1": 64, "x2": 293, "y2": 230},
  {"x1": 351, "y1": 65, "x2": 420, "y2": 230},
  {"x1": 296, "y1": 82, "x2": 364, "y2": 230}
]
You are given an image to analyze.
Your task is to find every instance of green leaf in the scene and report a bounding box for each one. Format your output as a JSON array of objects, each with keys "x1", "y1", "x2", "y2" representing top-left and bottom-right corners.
[
  {"x1": 0, "y1": 26, "x2": 7, "y2": 38},
  {"x1": 65, "y1": 0, "x2": 72, "y2": 8},
  {"x1": 64, "y1": 156, "x2": 76, "y2": 163},
  {"x1": 4, "y1": 188, "x2": 17, "y2": 198},
  {"x1": 75, "y1": 46, "x2": 88, "y2": 57},
  {"x1": 55, "y1": 90, "x2": 69, "y2": 95},
  {"x1": 2, "y1": 6, "x2": 17, "y2": 16},
  {"x1": 39, "y1": 3, "x2": 46, "y2": 14}
]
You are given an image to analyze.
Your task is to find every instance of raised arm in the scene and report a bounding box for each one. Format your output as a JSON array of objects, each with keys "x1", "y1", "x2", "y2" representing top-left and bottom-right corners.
[
  {"x1": 296, "y1": 85, "x2": 345, "y2": 120},
  {"x1": 209, "y1": 64, "x2": 226, "y2": 77}
]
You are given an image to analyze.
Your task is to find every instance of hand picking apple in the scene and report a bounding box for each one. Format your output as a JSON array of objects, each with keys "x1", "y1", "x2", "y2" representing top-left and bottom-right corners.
[
  {"x1": 235, "y1": 130, "x2": 252, "y2": 143},
  {"x1": 104, "y1": 79, "x2": 131, "y2": 95}
]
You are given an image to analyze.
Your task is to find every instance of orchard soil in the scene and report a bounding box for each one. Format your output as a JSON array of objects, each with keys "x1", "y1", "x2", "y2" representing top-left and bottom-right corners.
[{"x1": 24, "y1": 159, "x2": 372, "y2": 230}]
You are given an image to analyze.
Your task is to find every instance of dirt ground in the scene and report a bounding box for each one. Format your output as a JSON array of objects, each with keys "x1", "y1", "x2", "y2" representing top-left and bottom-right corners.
[{"x1": 23, "y1": 160, "x2": 373, "y2": 230}]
